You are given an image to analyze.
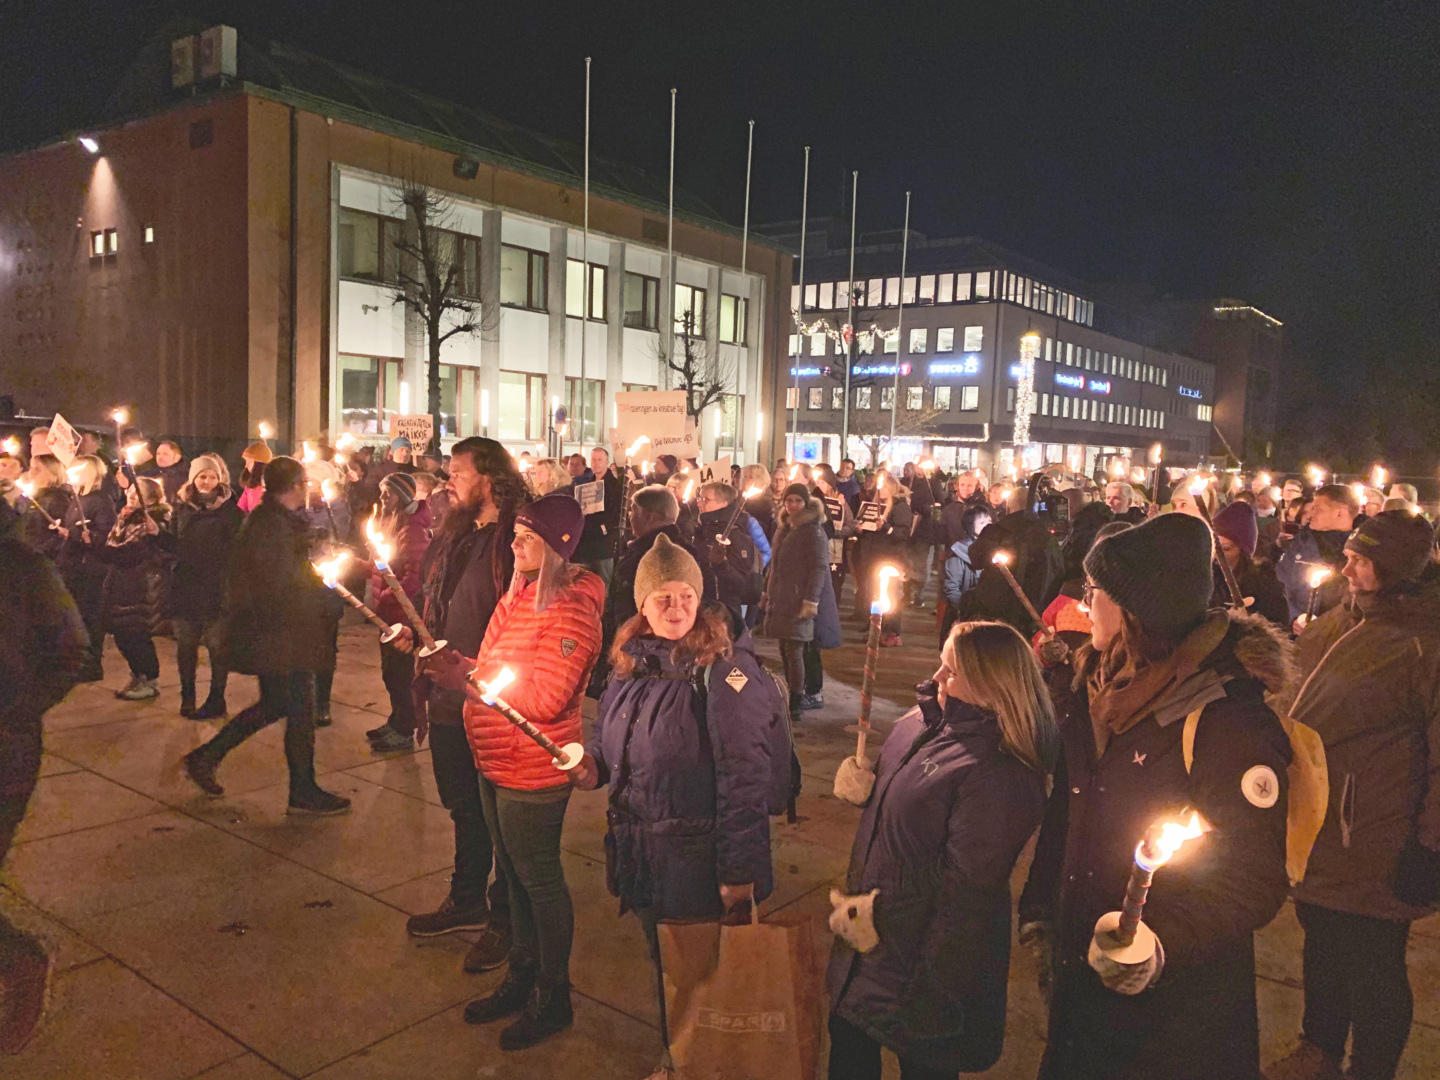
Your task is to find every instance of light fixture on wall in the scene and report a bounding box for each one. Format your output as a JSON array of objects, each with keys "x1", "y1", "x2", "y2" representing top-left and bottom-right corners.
[{"x1": 78, "y1": 136, "x2": 99, "y2": 154}]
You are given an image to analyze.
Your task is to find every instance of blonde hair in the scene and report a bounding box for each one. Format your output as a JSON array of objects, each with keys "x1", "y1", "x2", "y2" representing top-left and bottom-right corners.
[
  {"x1": 942, "y1": 621, "x2": 1059, "y2": 773},
  {"x1": 68, "y1": 454, "x2": 108, "y2": 496},
  {"x1": 507, "y1": 542, "x2": 578, "y2": 614},
  {"x1": 739, "y1": 463, "x2": 769, "y2": 493},
  {"x1": 529, "y1": 458, "x2": 571, "y2": 496},
  {"x1": 28, "y1": 453, "x2": 67, "y2": 489}
]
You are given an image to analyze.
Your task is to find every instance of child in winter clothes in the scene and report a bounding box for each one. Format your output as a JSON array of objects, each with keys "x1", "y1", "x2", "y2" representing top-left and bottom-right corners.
[{"x1": 100, "y1": 476, "x2": 174, "y2": 701}]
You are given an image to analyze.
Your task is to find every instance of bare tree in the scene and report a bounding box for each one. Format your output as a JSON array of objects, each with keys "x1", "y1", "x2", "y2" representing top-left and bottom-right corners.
[
  {"x1": 389, "y1": 181, "x2": 495, "y2": 453},
  {"x1": 823, "y1": 346, "x2": 948, "y2": 466},
  {"x1": 654, "y1": 309, "x2": 735, "y2": 423}
]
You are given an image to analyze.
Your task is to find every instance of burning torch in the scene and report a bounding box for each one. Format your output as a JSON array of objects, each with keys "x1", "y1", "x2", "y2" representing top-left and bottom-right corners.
[
  {"x1": 112, "y1": 406, "x2": 140, "y2": 490},
  {"x1": 314, "y1": 554, "x2": 404, "y2": 640},
  {"x1": 1188, "y1": 476, "x2": 1246, "y2": 611},
  {"x1": 63, "y1": 464, "x2": 91, "y2": 530},
  {"x1": 852, "y1": 564, "x2": 902, "y2": 765},
  {"x1": 3, "y1": 435, "x2": 21, "y2": 457},
  {"x1": 1305, "y1": 566, "x2": 1332, "y2": 621},
  {"x1": 1094, "y1": 812, "x2": 1206, "y2": 960},
  {"x1": 1306, "y1": 463, "x2": 1327, "y2": 488},
  {"x1": 1370, "y1": 464, "x2": 1387, "y2": 491},
  {"x1": 15, "y1": 479, "x2": 59, "y2": 527},
  {"x1": 1149, "y1": 443, "x2": 1164, "y2": 506},
  {"x1": 364, "y1": 516, "x2": 446, "y2": 657},
  {"x1": 716, "y1": 485, "x2": 764, "y2": 546},
  {"x1": 467, "y1": 667, "x2": 584, "y2": 771}
]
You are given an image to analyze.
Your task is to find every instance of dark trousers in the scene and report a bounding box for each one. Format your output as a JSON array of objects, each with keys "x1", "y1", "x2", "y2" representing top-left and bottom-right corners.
[
  {"x1": 803, "y1": 639, "x2": 824, "y2": 696},
  {"x1": 636, "y1": 907, "x2": 675, "y2": 1068},
  {"x1": 113, "y1": 630, "x2": 160, "y2": 680},
  {"x1": 200, "y1": 672, "x2": 317, "y2": 795},
  {"x1": 315, "y1": 618, "x2": 339, "y2": 714},
  {"x1": 379, "y1": 643, "x2": 415, "y2": 737},
  {"x1": 175, "y1": 617, "x2": 227, "y2": 701},
  {"x1": 778, "y1": 639, "x2": 806, "y2": 699},
  {"x1": 478, "y1": 774, "x2": 573, "y2": 983},
  {"x1": 828, "y1": 1013, "x2": 953, "y2": 1080},
  {"x1": 1297, "y1": 901, "x2": 1414, "y2": 1080},
  {"x1": 428, "y1": 723, "x2": 507, "y2": 913}
]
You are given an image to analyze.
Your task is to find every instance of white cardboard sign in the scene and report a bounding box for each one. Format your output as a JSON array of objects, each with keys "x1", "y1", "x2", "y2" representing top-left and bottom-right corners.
[
  {"x1": 46, "y1": 413, "x2": 82, "y2": 466},
  {"x1": 393, "y1": 414, "x2": 434, "y2": 449}
]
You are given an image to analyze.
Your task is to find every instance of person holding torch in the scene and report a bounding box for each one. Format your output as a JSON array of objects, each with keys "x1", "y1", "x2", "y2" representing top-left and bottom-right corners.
[
  {"x1": 1019, "y1": 511, "x2": 1294, "y2": 1080},
  {"x1": 425, "y1": 493, "x2": 604, "y2": 1051}
]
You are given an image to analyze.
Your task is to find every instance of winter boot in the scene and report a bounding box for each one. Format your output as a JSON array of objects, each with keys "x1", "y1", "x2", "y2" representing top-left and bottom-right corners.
[
  {"x1": 118, "y1": 676, "x2": 159, "y2": 701},
  {"x1": 182, "y1": 749, "x2": 224, "y2": 797},
  {"x1": 464, "y1": 962, "x2": 535, "y2": 1024},
  {"x1": 788, "y1": 691, "x2": 804, "y2": 724},
  {"x1": 499, "y1": 975, "x2": 573, "y2": 1050},
  {"x1": 192, "y1": 693, "x2": 228, "y2": 721},
  {"x1": 1263, "y1": 1041, "x2": 1344, "y2": 1080},
  {"x1": 286, "y1": 784, "x2": 351, "y2": 816},
  {"x1": 463, "y1": 919, "x2": 513, "y2": 973},
  {"x1": 179, "y1": 681, "x2": 197, "y2": 719},
  {"x1": 405, "y1": 895, "x2": 490, "y2": 938}
]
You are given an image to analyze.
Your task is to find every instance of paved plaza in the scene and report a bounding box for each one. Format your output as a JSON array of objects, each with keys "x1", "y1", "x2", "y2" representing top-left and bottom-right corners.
[{"x1": 3, "y1": 608, "x2": 1437, "y2": 1079}]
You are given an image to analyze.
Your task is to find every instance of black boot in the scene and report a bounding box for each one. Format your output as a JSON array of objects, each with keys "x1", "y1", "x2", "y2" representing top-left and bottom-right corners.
[
  {"x1": 499, "y1": 975, "x2": 573, "y2": 1050},
  {"x1": 464, "y1": 962, "x2": 535, "y2": 1025},
  {"x1": 788, "y1": 691, "x2": 804, "y2": 724},
  {"x1": 180, "y1": 686, "x2": 197, "y2": 718},
  {"x1": 192, "y1": 692, "x2": 228, "y2": 721}
]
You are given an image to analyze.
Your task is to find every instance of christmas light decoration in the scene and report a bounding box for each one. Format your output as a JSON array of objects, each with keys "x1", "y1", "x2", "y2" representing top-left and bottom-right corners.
[{"x1": 1013, "y1": 330, "x2": 1041, "y2": 448}]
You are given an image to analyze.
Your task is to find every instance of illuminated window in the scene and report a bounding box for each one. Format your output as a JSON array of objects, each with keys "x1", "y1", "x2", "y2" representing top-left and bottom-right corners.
[
  {"x1": 934, "y1": 386, "x2": 951, "y2": 410},
  {"x1": 909, "y1": 328, "x2": 927, "y2": 354},
  {"x1": 144, "y1": 225, "x2": 155, "y2": 244},
  {"x1": 832, "y1": 386, "x2": 844, "y2": 410},
  {"x1": 962, "y1": 326, "x2": 983, "y2": 352},
  {"x1": 882, "y1": 330, "x2": 898, "y2": 355},
  {"x1": 810, "y1": 334, "x2": 826, "y2": 357},
  {"x1": 500, "y1": 244, "x2": 547, "y2": 310},
  {"x1": 90, "y1": 231, "x2": 105, "y2": 257},
  {"x1": 339, "y1": 209, "x2": 400, "y2": 283},
  {"x1": 803, "y1": 283, "x2": 817, "y2": 309},
  {"x1": 673, "y1": 283, "x2": 706, "y2": 335},
  {"x1": 937, "y1": 273, "x2": 955, "y2": 303},
  {"x1": 884, "y1": 277, "x2": 900, "y2": 306},
  {"x1": 906, "y1": 386, "x2": 923, "y2": 410},
  {"x1": 936, "y1": 328, "x2": 954, "y2": 353},
  {"x1": 856, "y1": 387, "x2": 872, "y2": 409},
  {"x1": 960, "y1": 385, "x2": 979, "y2": 411},
  {"x1": 974, "y1": 272, "x2": 991, "y2": 299},
  {"x1": 787, "y1": 335, "x2": 800, "y2": 357},
  {"x1": 818, "y1": 282, "x2": 833, "y2": 309},
  {"x1": 901, "y1": 277, "x2": 917, "y2": 305},
  {"x1": 718, "y1": 294, "x2": 748, "y2": 344},
  {"x1": 104, "y1": 228, "x2": 117, "y2": 254},
  {"x1": 867, "y1": 279, "x2": 883, "y2": 306},
  {"x1": 786, "y1": 387, "x2": 800, "y2": 409},
  {"x1": 880, "y1": 386, "x2": 895, "y2": 410},
  {"x1": 565, "y1": 260, "x2": 606, "y2": 320},
  {"x1": 624, "y1": 272, "x2": 659, "y2": 329},
  {"x1": 918, "y1": 275, "x2": 935, "y2": 304},
  {"x1": 808, "y1": 388, "x2": 823, "y2": 410}
]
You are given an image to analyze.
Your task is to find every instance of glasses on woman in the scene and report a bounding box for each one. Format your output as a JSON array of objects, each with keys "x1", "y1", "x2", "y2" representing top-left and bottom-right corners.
[{"x1": 1082, "y1": 581, "x2": 1098, "y2": 607}]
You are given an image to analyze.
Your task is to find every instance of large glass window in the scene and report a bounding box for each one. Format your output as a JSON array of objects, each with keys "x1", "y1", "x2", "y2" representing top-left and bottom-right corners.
[
  {"x1": 565, "y1": 377, "x2": 605, "y2": 443},
  {"x1": 936, "y1": 327, "x2": 955, "y2": 353},
  {"x1": 500, "y1": 245, "x2": 547, "y2": 310},
  {"x1": 719, "y1": 294, "x2": 748, "y2": 344},
  {"x1": 674, "y1": 283, "x2": 707, "y2": 335},
  {"x1": 974, "y1": 271, "x2": 991, "y2": 299},
  {"x1": 963, "y1": 326, "x2": 984, "y2": 352},
  {"x1": 497, "y1": 370, "x2": 546, "y2": 441},
  {"x1": 435, "y1": 231, "x2": 481, "y2": 298},
  {"x1": 855, "y1": 387, "x2": 873, "y2": 409},
  {"x1": 717, "y1": 394, "x2": 742, "y2": 451},
  {"x1": 565, "y1": 260, "x2": 606, "y2": 320},
  {"x1": 880, "y1": 386, "x2": 896, "y2": 411},
  {"x1": 338, "y1": 209, "x2": 399, "y2": 283},
  {"x1": 785, "y1": 386, "x2": 800, "y2": 409},
  {"x1": 808, "y1": 388, "x2": 823, "y2": 410},
  {"x1": 339, "y1": 354, "x2": 401, "y2": 434},
  {"x1": 831, "y1": 386, "x2": 844, "y2": 410},
  {"x1": 623, "y1": 272, "x2": 659, "y2": 329},
  {"x1": 909, "y1": 328, "x2": 927, "y2": 353},
  {"x1": 905, "y1": 386, "x2": 923, "y2": 410},
  {"x1": 933, "y1": 386, "x2": 951, "y2": 410},
  {"x1": 961, "y1": 385, "x2": 979, "y2": 411},
  {"x1": 937, "y1": 273, "x2": 955, "y2": 304}
]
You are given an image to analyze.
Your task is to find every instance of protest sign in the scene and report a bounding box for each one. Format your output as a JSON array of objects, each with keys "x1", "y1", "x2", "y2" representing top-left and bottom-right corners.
[
  {"x1": 857, "y1": 501, "x2": 885, "y2": 532},
  {"x1": 613, "y1": 390, "x2": 697, "y2": 460},
  {"x1": 46, "y1": 414, "x2": 82, "y2": 466},
  {"x1": 575, "y1": 479, "x2": 604, "y2": 515},
  {"x1": 702, "y1": 455, "x2": 733, "y2": 483},
  {"x1": 393, "y1": 414, "x2": 434, "y2": 449}
]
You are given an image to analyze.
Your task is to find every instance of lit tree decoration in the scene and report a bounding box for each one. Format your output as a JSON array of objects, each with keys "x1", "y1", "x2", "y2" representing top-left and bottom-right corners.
[{"x1": 1014, "y1": 330, "x2": 1042, "y2": 449}]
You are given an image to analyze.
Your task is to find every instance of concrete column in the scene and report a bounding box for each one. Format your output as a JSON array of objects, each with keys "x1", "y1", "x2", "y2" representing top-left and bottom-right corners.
[
  {"x1": 478, "y1": 208, "x2": 502, "y2": 440},
  {"x1": 605, "y1": 243, "x2": 625, "y2": 442},
  {"x1": 401, "y1": 205, "x2": 424, "y2": 428},
  {"x1": 659, "y1": 253, "x2": 674, "y2": 390},
  {"x1": 703, "y1": 265, "x2": 722, "y2": 460},
  {"x1": 745, "y1": 277, "x2": 764, "y2": 467},
  {"x1": 547, "y1": 226, "x2": 568, "y2": 453}
]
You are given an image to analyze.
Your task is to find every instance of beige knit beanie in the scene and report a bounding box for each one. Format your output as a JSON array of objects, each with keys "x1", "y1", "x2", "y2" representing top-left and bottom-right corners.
[{"x1": 634, "y1": 533, "x2": 704, "y2": 611}]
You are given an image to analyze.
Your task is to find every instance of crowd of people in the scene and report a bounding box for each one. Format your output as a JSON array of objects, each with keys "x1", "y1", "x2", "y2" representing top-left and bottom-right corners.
[{"x1": 0, "y1": 425, "x2": 1436, "y2": 1080}]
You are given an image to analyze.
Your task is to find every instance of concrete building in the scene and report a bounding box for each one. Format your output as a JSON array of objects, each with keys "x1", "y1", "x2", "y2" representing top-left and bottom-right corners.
[
  {"x1": 0, "y1": 25, "x2": 791, "y2": 463},
  {"x1": 763, "y1": 227, "x2": 1216, "y2": 478}
]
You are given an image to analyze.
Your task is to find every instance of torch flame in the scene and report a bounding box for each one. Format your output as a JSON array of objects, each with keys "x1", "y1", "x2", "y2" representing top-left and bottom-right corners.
[
  {"x1": 742, "y1": 485, "x2": 763, "y2": 498},
  {"x1": 258, "y1": 421, "x2": 274, "y2": 440},
  {"x1": 1149, "y1": 443, "x2": 1163, "y2": 466},
  {"x1": 873, "y1": 564, "x2": 903, "y2": 616},
  {"x1": 313, "y1": 553, "x2": 349, "y2": 588},
  {"x1": 1309, "y1": 566, "x2": 1333, "y2": 590},
  {"x1": 17, "y1": 478, "x2": 35, "y2": 499},
  {"x1": 321, "y1": 479, "x2": 339, "y2": 503},
  {"x1": 1306, "y1": 464, "x2": 1326, "y2": 487},
  {"x1": 1351, "y1": 483, "x2": 1367, "y2": 507},
  {"x1": 335, "y1": 432, "x2": 359, "y2": 452},
  {"x1": 123, "y1": 444, "x2": 145, "y2": 465},
  {"x1": 1130, "y1": 468, "x2": 1146, "y2": 484},
  {"x1": 479, "y1": 666, "x2": 516, "y2": 703},
  {"x1": 992, "y1": 550, "x2": 1013, "y2": 567},
  {"x1": 921, "y1": 459, "x2": 936, "y2": 472},
  {"x1": 2, "y1": 436, "x2": 20, "y2": 456},
  {"x1": 1189, "y1": 475, "x2": 1211, "y2": 497},
  {"x1": 112, "y1": 407, "x2": 130, "y2": 425},
  {"x1": 626, "y1": 435, "x2": 650, "y2": 458},
  {"x1": 65, "y1": 464, "x2": 85, "y2": 485},
  {"x1": 789, "y1": 464, "x2": 800, "y2": 480},
  {"x1": 1138, "y1": 812, "x2": 1207, "y2": 871},
  {"x1": 365, "y1": 515, "x2": 392, "y2": 567},
  {"x1": 1371, "y1": 465, "x2": 1387, "y2": 489},
  {"x1": 1257, "y1": 470, "x2": 1271, "y2": 489},
  {"x1": 641, "y1": 459, "x2": 651, "y2": 475},
  {"x1": 682, "y1": 479, "x2": 695, "y2": 502},
  {"x1": 1109, "y1": 459, "x2": 1126, "y2": 479},
  {"x1": 301, "y1": 443, "x2": 319, "y2": 465}
]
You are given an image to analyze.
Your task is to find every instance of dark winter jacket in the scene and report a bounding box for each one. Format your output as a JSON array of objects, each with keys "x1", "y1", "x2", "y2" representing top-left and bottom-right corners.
[
  {"x1": 1021, "y1": 610, "x2": 1294, "y2": 1080},
  {"x1": 942, "y1": 538, "x2": 982, "y2": 606},
  {"x1": 853, "y1": 495, "x2": 914, "y2": 576},
  {"x1": 218, "y1": 497, "x2": 340, "y2": 676},
  {"x1": 19, "y1": 485, "x2": 71, "y2": 561},
  {"x1": 907, "y1": 475, "x2": 937, "y2": 545},
  {"x1": 958, "y1": 513, "x2": 1064, "y2": 636},
  {"x1": 573, "y1": 468, "x2": 623, "y2": 564},
  {"x1": 1289, "y1": 566, "x2": 1440, "y2": 920},
  {"x1": 368, "y1": 502, "x2": 432, "y2": 628},
  {"x1": 154, "y1": 461, "x2": 188, "y2": 505},
  {"x1": 829, "y1": 699, "x2": 1045, "y2": 1072},
  {"x1": 58, "y1": 490, "x2": 118, "y2": 621},
  {"x1": 744, "y1": 491, "x2": 777, "y2": 541},
  {"x1": 762, "y1": 496, "x2": 839, "y2": 646},
  {"x1": 99, "y1": 503, "x2": 174, "y2": 636},
  {"x1": 1213, "y1": 556, "x2": 1289, "y2": 629},
  {"x1": 697, "y1": 504, "x2": 763, "y2": 610},
  {"x1": 590, "y1": 627, "x2": 776, "y2": 919},
  {"x1": 169, "y1": 486, "x2": 243, "y2": 624},
  {"x1": 420, "y1": 519, "x2": 511, "y2": 727},
  {"x1": 1275, "y1": 526, "x2": 1351, "y2": 622}
]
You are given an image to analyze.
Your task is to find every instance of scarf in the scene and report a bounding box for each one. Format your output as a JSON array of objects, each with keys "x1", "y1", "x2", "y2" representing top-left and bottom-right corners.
[
  {"x1": 108, "y1": 505, "x2": 168, "y2": 548},
  {"x1": 1084, "y1": 611, "x2": 1230, "y2": 756}
]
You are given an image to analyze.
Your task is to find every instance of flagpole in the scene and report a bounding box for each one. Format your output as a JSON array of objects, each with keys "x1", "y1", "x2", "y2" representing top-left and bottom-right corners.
[
  {"x1": 841, "y1": 171, "x2": 857, "y2": 455},
  {"x1": 666, "y1": 88, "x2": 676, "y2": 390},
  {"x1": 740, "y1": 118, "x2": 753, "y2": 463},
  {"x1": 790, "y1": 146, "x2": 809, "y2": 462},
  {"x1": 888, "y1": 190, "x2": 911, "y2": 451},
  {"x1": 579, "y1": 57, "x2": 591, "y2": 454}
]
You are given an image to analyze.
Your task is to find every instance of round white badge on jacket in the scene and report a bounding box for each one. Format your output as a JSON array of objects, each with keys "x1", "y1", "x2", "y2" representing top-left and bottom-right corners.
[{"x1": 1241, "y1": 765, "x2": 1280, "y2": 808}]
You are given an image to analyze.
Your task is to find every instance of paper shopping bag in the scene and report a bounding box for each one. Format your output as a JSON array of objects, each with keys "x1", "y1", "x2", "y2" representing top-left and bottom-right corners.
[{"x1": 659, "y1": 913, "x2": 825, "y2": 1080}]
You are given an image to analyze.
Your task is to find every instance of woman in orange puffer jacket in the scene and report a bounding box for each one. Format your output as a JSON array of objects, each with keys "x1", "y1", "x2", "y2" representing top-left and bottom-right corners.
[{"x1": 457, "y1": 493, "x2": 604, "y2": 1052}]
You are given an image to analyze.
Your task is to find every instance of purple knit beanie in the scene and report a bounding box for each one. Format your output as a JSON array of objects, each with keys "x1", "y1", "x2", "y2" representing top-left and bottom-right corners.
[
  {"x1": 515, "y1": 492, "x2": 585, "y2": 560},
  {"x1": 1212, "y1": 501, "x2": 1258, "y2": 557}
]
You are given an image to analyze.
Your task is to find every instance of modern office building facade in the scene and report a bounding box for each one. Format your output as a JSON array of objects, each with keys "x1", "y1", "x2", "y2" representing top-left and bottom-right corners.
[
  {"x1": 771, "y1": 230, "x2": 1216, "y2": 477},
  {"x1": 0, "y1": 25, "x2": 790, "y2": 463}
]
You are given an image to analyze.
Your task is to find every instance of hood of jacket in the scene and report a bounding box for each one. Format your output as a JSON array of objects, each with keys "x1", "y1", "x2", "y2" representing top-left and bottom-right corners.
[
  {"x1": 777, "y1": 495, "x2": 824, "y2": 531},
  {"x1": 177, "y1": 482, "x2": 235, "y2": 510}
]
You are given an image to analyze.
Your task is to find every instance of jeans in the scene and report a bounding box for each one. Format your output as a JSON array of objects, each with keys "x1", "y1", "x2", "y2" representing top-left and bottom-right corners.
[
  {"x1": 1297, "y1": 901, "x2": 1414, "y2": 1080},
  {"x1": 479, "y1": 774, "x2": 573, "y2": 983},
  {"x1": 175, "y1": 617, "x2": 227, "y2": 701},
  {"x1": 803, "y1": 639, "x2": 824, "y2": 696},
  {"x1": 428, "y1": 724, "x2": 507, "y2": 913},
  {"x1": 827, "y1": 1012, "x2": 952, "y2": 1080},
  {"x1": 113, "y1": 630, "x2": 160, "y2": 680},
  {"x1": 199, "y1": 672, "x2": 317, "y2": 796},
  {"x1": 379, "y1": 642, "x2": 415, "y2": 737}
]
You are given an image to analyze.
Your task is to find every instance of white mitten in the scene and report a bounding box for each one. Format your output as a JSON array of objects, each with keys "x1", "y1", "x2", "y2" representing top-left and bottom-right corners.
[
  {"x1": 833, "y1": 755, "x2": 875, "y2": 806},
  {"x1": 1087, "y1": 915, "x2": 1165, "y2": 995},
  {"x1": 828, "y1": 888, "x2": 880, "y2": 953}
]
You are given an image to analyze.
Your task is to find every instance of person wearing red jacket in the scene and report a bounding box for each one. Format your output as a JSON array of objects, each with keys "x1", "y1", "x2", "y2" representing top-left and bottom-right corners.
[
  {"x1": 438, "y1": 493, "x2": 604, "y2": 1051},
  {"x1": 363, "y1": 472, "x2": 432, "y2": 751}
]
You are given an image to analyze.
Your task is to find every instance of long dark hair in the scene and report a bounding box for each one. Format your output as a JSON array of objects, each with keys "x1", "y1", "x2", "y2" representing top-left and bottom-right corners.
[{"x1": 448, "y1": 437, "x2": 530, "y2": 596}]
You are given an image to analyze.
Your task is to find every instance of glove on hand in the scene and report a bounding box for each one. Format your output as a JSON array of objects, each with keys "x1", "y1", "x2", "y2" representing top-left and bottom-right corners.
[
  {"x1": 798, "y1": 600, "x2": 819, "y2": 619},
  {"x1": 833, "y1": 755, "x2": 875, "y2": 806},
  {"x1": 425, "y1": 648, "x2": 474, "y2": 693},
  {"x1": 1391, "y1": 835, "x2": 1440, "y2": 908},
  {"x1": 1088, "y1": 923, "x2": 1165, "y2": 995},
  {"x1": 915, "y1": 679, "x2": 943, "y2": 727},
  {"x1": 829, "y1": 888, "x2": 880, "y2": 953}
]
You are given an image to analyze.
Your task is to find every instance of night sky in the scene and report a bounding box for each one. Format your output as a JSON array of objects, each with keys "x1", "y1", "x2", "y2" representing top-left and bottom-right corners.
[{"x1": 4, "y1": 1, "x2": 1437, "y2": 467}]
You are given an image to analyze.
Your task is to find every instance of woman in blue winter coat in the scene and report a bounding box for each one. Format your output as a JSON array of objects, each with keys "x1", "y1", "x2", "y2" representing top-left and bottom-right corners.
[
  {"x1": 566, "y1": 533, "x2": 780, "y2": 1079},
  {"x1": 828, "y1": 620, "x2": 1059, "y2": 1080}
]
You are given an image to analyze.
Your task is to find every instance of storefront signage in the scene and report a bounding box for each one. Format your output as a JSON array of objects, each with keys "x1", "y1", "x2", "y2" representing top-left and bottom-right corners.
[
  {"x1": 1055, "y1": 372, "x2": 1085, "y2": 390},
  {"x1": 789, "y1": 366, "x2": 825, "y2": 377},
  {"x1": 1088, "y1": 379, "x2": 1111, "y2": 394},
  {"x1": 928, "y1": 356, "x2": 980, "y2": 376},
  {"x1": 1178, "y1": 385, "x2": 1203, "y2": 399},
  {"x1": 851, "y1": 362, "x2": 911, "y2": 377}
]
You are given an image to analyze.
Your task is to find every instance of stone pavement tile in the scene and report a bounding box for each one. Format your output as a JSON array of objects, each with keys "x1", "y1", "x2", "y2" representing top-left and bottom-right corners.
[
  {"x1": 4, "y1": 958, "x2": 244, "y2": 1080},
  {"x1": 36, "y1": 752, "x2": 80, "y2": 778},
  {"x1": 12, "y1": 769, "x2": 163, "y2": 845},
  {"x1": 6, "y1": 810, "x2": 296, "y2": 925},
  {"x1": 565, "y1": 848, "x2": 657, "y2": 1026},
  {"x1": 44, "y1": 678, "x2": 168, "y2": 730},
  {"x1": 306, "y1": 992, "x2": 660, "y2": 1080},
  {"x1": 343, "y1": 748, "x2": 442, "y2": 806},
  {"x1": 44, "y1": 713, "x2": 296, "y2": 806},
  {"x1": 559, "y1": 785, "x2": 610, "y2": 863},
  {"x1": 0, "y1": 885, "x2": 104, "y2": 973},
  {"x1": 187, "y1": 775, "x2": 459, "y2": 895},
  {"x1": 189, "y1": 1054, "x2": 292, "y2": 1080},
  {"x1": 372, "y1": 867, "x2": 457, "y2": 917},
  {"x1": 768, "y1": 831, "x2": 851, "y2": 911},
  {"x1": 76, "y1": 860, "x2": 480, "y2": 1078}
]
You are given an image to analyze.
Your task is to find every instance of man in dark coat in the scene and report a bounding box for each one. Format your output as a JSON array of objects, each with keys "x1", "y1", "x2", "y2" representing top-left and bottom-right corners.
[
  {"x1": 958, "y1": 487, "x2": 1065, "y2": 636},
  {"x1": 1276, "y1": 484, "x2": 1357, "y2": 624},
  {"x1": 571, "y1": 448, "x2": 621, "y2": 584},
  {"x1": 694, "y1": 481, "x2": 763, "y2": 615},
  {"x1": 184, "y1": 457, "x2": 350, "y2": 815},
  {"x1": 0, "y1": 498, "x2": 88, "y2": 1054},
  {"x1": 1270, "y1": 512, "x2": 1440, "y2": 1080}
]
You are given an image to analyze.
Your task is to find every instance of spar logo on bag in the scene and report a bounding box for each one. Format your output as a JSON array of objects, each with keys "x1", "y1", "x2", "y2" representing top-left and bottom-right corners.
[{"x1": 696, "y1": 1009, "x2": 787, "y2": 1033}]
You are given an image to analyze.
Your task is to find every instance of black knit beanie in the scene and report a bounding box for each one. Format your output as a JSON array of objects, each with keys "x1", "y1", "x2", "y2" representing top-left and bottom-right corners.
[
  {"x1": 1345, "y1": 510, "x2": 1435, "y2": 587},
  {"x1": 1083, "y1": 512, "x2": 1215, "y2": 639}
]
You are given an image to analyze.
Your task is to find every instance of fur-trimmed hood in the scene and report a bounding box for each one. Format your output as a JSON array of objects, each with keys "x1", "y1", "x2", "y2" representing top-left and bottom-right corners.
[{"x1": 777, "y1": 494, "x2": 825, "y2": 530}]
